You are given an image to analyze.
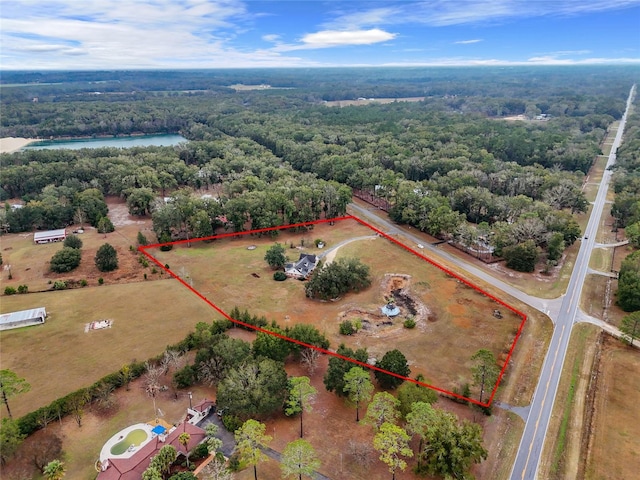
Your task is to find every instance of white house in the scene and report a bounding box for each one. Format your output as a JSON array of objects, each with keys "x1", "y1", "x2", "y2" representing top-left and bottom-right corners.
[{"x1": 285, "y1": 253, "x2": 318, "y2": 279}]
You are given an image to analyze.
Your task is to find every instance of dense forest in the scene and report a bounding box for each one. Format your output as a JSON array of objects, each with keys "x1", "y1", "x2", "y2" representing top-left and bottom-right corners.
[{"x1": 1, "y1": 66, "x2": 639, "y2": 271}]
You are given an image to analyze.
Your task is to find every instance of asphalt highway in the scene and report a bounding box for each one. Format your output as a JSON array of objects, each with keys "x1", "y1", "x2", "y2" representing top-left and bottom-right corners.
[
  {"x1": 509, "y1": 84, "x2": 635, "y2": 480},
  {"x1": 347, "y1": 83, "x2": 636, "y2": 480}
]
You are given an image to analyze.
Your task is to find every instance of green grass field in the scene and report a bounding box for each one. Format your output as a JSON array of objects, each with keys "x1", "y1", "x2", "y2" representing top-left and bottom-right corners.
[{"x1": 0, "y1": 280, "x2": 217, "y2": 418}]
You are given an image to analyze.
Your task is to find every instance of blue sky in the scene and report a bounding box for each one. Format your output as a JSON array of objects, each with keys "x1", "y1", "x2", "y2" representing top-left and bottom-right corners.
[{"x1": 1, "y1": 0, "x2": 639, "y2": 69}]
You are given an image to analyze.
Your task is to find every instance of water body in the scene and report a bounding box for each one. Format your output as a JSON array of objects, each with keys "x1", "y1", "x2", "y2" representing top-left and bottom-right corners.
[{"x1": 24, "y1": 134, "x2": 187, "y2": 150}]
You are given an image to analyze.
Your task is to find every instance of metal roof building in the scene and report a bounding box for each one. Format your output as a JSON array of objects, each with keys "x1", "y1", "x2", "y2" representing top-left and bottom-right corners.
[
  {"x1": 34, "y1": 229, "x2": 67, "y2": 244},
  {"x1": 0, "y1": 307, "x2": 47, "y2": 330}
]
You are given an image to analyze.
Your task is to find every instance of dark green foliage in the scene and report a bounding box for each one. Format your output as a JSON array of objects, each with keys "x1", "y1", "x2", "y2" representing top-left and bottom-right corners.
[
  {"x1": 397, "y1": 378, "x2": 438, "y2": 417},
  {"x1": 50, "y1": 247, "x2": 81, "y2": 273},
  {"x1": 617, "y1": 250, "x2": 640, "y2": 311},
  {"x1": 217, "y1": 358, "x2": 288, "y2": 419},
  {"x1": 375, "y1": 349, "x2": 410, "y2": 390},
  {"x1": 173, "y1": 365, "x2": 196, "y2": 389},
  {"x1": 169, "y1": 472, "x2": 197, "y2": 480},
  {"x1": 137, "y1": 231, "x2": 149, "y2": 246},
  {"x1": 273, "y1": 271, "x2": 287, "y2": 281},
  {"x1": 502, "y1": 240, "x2": 538, "y2": 272},
  {"x1": 305, "y1": 257, "x2": 371, "y2": 300},
  {"x1": 96, "y1": 216, "x2": 115, "y2": 234},
  {"x1": 98, "y1": 277, "x2": 104, "y2": 285},
  {"x1": 253, "y1": 328, "x2": 291, "y2": 362},
  {"x1": 53, "y1": 281, "x2": 67, "y2": 290},
  {"x1": 415, "y1": 409, "x2": 487, "y2": 479},
  {"x1": 17, "y1": 284, "x2": 28, "y2": 294},
  {"x1": 324, "y1": 344, "x2": 369, "y2": 396},
  {"x1": 403, "y1": 318, "x2": 416, "y2": 329},
  {"x1": 339, "y1": 320, "x2": 356, "y2": 335},
  {"x1": 222, "y1": 414, "x2": 243, "y2": 433},
  {"x1": 286, "y1": 323, "x2": 330, "y2": 352},
  {"x1": 625, "y1": 221, "x2": 640, "y2": 248},
  {"x1": 264, "y1": 243, "x2": 287, "y2": 270},
  {"x1": 95, "y1": 243, "x2": 118, "y2": 272},
  {"x1": 546, "y1": 232, "x2": 565, "y2": 262},
  {"x1": 63, "y1": 234, "x2": 83, "y2": 249},
  {"x1": 4, "y1": 286, "x2": 16, "y2": 295}
]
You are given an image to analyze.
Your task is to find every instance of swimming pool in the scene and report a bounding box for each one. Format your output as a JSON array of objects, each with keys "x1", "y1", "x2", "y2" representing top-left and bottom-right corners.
[
  {"x1": 110, "y1": 428, "x2": 149, "y2": 455},
  {"x1": 100, "y1": 423, "x2": 154, "y2": 462}
]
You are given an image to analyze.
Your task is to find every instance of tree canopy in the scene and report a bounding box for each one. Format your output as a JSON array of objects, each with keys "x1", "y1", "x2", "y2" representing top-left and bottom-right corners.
[
  {"x1": 374, "y1": 349, "x2": 410, "y2": 390},
  {"x1": 49, "y1": 247, "x2": 81, "y2": 273},
  {"x1": 305, "y1": 257, "x2": 371, "y2": 300},
  {"x1": 95, "y1": 243, "x2": 118, "y2": 272},
  {"x1": 217, "y1": 358, "x2": 288, "y2": 419},
  {"x1": 617, "y1": 250, "x2": 640, "y2": 312}
]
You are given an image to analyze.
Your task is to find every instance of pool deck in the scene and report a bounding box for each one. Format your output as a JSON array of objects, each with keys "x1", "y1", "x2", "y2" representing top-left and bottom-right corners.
[{"x1": 99, "y1": 423, "x2": 155, "y2": 463}]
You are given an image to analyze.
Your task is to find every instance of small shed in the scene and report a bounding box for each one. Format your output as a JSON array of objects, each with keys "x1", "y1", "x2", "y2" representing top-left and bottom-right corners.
[
  {"x1": 34, "y1": 229, "x2": 67, "y2": 244},
  {"x1": 0, "y1": 307, "x2": 47, "y2": 330}
]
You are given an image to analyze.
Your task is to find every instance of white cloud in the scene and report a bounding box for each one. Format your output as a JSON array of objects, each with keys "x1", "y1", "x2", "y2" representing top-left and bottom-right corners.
[
  {"x1": 273, "y1": 28, "x2": 397, "y2": 52},
  {"x1": 326, "y1": 0, "x2": 640, "y2": 28},
  {"x1": 0, "y1": 0, "x2": 316, "y2": 69},
  {"x1": 301, "y1": 29, "x2": 396, "y2": 47},
  {"x1": 262, "y1": 34, "x2": 280, "y2": 43},
  {"x1": 454, "y1": 39, "x2": 483, "y2": 44}
]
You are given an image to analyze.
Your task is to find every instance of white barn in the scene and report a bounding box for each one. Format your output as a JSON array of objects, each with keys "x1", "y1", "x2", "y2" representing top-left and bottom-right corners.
[
  {"x1": 34, "y1": 229, "x2": 67, "y2": 244},
  {"x1": 0, "y1": 307, "x2": 47, "y2": 330}
]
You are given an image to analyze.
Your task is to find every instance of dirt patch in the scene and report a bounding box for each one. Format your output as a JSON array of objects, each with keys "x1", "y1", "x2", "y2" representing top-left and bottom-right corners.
[
  {"x1": 107, "y1": 197, "x2": 148, "y2": 227},
  {"x1": 584, "y1": 335, "x2": 640, "y2": 479}
]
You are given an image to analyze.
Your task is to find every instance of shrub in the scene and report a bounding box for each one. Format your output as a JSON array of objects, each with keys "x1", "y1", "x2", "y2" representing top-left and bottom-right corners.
[
  {"x1": 17, "y1": 284, "x2": 28, "y2": 294},
  {"x1": 63, "y1": 235, "x2": 83, "y2": 249},
  {"x1": 339, "y1": 319, "x2": 356, "y2": 335},
  {"x1": 273, "y1": 271, "x2": 287, "y2": 281},
  {"x1": 52, "y1": 281, "x2": 67, "y2": 290},
  {"x1": 95, "y1": 243, "x2": 118, "y2": 272},
  {"x1": 96, "y1": 216, "x2": 115, "y2": 234},
  {"x1": 137, "y1": 231, "x2": 148, "y2": 246},
  {"x1": 98, "y1": 277, "x2": 104, "y2": 285},
  {"x1": 192, "y1": 442, "x2": 209, "y2": 460},
  {"x1": 173, "y1": 365, "x2": 196, "y2": 388},
  {"x1": 159, "y1": 233, "x2": 173, "y2": 251},
  {"x1": 221, "y1": 414, "x2": 242, "y2": 433},
  {"x1": 50, "y1": 247, "x2": 81, "y2": 273},
  {"x1": 4, "y1": 286, "x2": 17, "y2": 295},
  {"x1": 80, "y1": 279, "x2": 88, "y2": 287},
  {"x1": 403, "y1": 317, "x2": 416, "y2": 329}
]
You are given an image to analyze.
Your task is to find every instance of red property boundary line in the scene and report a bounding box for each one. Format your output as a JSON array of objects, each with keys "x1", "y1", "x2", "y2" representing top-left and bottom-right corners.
[{"x1": 140, "y1": 215, "x2": 527, "y2": 407}]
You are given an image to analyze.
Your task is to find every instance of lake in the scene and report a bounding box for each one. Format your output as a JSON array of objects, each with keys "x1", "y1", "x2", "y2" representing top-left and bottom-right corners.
[{"x1": 23, "y1": 134, "x2": 187, "y2": 150}]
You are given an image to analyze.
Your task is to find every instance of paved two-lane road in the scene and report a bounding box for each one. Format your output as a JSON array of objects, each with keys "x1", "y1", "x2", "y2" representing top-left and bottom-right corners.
[{"x1": 509, "y1": 83, "x2": 636, "y2": 480}]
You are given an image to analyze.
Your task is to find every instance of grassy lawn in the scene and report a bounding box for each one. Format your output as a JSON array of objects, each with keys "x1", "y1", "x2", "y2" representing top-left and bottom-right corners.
[
  {"x1": 149, "y1": 218, "x2": 524, "y2": 403},
  {"x1": 585, "y1": 336, "x2": 640, "y2": 479},
  {"x1": 0, "y1": 280, "x2": 217, "y2": 419}
]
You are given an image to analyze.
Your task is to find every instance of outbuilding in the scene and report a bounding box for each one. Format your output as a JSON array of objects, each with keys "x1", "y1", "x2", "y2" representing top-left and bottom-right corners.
[
  {"x1": 0, "y1": 307, "x2": 47, "y2": 331},
  {"x1": 34, "y1": 229, "x2": 67, "y2": 244}
]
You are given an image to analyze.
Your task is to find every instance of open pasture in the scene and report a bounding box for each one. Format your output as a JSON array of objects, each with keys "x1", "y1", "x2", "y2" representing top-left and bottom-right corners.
[
  {"x1": 147, "y1": 216, "x2": 524, "y2": 402},
  {"x1": 0, "y1": 280, "x2": 217, "y2": 418}
]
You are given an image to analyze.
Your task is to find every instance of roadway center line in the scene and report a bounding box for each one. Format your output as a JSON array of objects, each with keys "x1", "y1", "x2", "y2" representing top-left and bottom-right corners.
[{"x1": 521, "y1": 324, "x2": 566, "y2": 479}]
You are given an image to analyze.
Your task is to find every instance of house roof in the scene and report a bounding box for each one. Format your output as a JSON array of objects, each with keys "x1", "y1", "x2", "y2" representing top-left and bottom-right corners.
[
  {"x1": 97, "y1": 422, "x2": 206, "y2": 480},
  {"x1": 192, "y1": 399, "x2": 215, "y2": 413},
  {"x1": 285, "y1": 253, "x2": 318, "y2": 278}
]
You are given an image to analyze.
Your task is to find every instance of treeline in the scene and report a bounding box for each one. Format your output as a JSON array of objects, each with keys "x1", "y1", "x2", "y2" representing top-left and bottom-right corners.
[
  {"x1": 612, "y1": 105, "x2": 640, "y2": 229},
  {"x1": 0, "y1": 137, "x2": 351, "y2": 236}
]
